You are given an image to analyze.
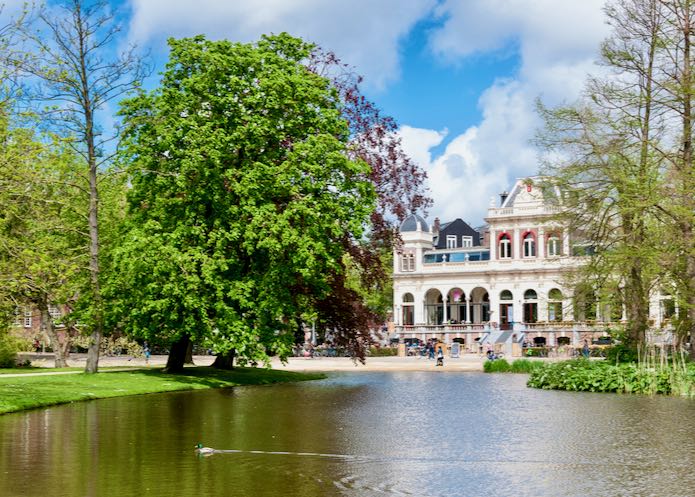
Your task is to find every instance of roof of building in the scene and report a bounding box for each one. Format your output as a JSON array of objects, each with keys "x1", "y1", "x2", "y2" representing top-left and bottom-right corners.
[{"x1": 400, "y1": 213, "x2": 429, "y2": 232}]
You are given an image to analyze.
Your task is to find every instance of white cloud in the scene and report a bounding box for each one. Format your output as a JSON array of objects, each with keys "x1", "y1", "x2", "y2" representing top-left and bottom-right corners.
[
  {"x1": 127, "y1": 0, "x2": 436, "y2": 90},
  {"x1": 413, "y1": 0, "x2": 610, "y2": 225},
  {"x1": 123, "y1": 0, "x2": 612, "y2": 226}
]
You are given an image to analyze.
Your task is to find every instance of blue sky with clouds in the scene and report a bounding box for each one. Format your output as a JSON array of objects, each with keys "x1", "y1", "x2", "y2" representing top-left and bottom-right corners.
[{"x1": 7, "y1": 0, "x2": 612, "y2": 225}]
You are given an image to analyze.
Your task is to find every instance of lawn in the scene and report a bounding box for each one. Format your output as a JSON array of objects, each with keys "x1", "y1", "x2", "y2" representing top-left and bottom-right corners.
[{"x1": 0, "y1": 367, "x2": 325, "y2": 414}]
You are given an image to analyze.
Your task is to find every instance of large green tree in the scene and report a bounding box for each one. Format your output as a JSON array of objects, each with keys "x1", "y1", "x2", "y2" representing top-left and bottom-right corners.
[
  {"x1": 112, "y1": 34, "x2": 378, "y2": 371},
  {"x1": 0, "y1": 111, "x2": 89, "y2": 367}
]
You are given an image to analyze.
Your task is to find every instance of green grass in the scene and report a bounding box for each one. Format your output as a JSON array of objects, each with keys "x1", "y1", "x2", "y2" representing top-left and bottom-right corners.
[
  {"x1": 0, "y1": 367, "x2": 325, "y2": 414},
  {"x1": 0, "y1": 366, "x2": 135, "y2": 375}
]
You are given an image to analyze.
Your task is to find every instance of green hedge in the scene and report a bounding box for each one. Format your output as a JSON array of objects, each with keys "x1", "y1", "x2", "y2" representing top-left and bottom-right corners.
[
  {"x1": 527, "y1": 359, "x2": 695, "y2": 396},
  {"x1": 484, "y1": 358, "x2": 545, "y2": 374},
  {"x1": 368, "y1": 346, "x2": 398, "y2": 357}
]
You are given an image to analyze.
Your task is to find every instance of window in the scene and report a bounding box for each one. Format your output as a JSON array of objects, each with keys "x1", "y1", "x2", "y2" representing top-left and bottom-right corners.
[
  {"x1": 524, "y1": 289, "x2": 538, "y2": 300},
  {"x1": 12, "y1": 307, "x2": 21, "y2": 327},
  {"x1": 547, "y1": 234, "x2": 560, "y2": 256},
  {"x1": 523, "y1": 289, "x2": 538, "y2": 323},
  {"x1": 48, "y1": 305, "x2": 62, "y2": 320},
  {"x1": 523, "y1": 232, "x2": 536, "y2": 257},
  {"x1": 23, "y1": 308, "x2": 32, "y2": 328},
  {"x1": 498, "y1": 234, "x2": 511, "y2": 258},
  {"x1": 461, "y1": 236, "x2": 473, "y2": 248},
  {"x1": 548, "y1": 289, "x2": 563, "y2": 321},
  {"x1": 402, "y1": 293, "x2": 415, "y2": 325},
  {"x1": 446, "y1": 235, "x2": 457, "y2": 249},
  {"x1": 400, "y1": 253, "x2": 415, "y2": 272}
]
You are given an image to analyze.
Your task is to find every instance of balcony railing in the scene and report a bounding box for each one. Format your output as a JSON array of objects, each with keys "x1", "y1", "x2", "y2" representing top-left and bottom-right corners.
[{"x1": 395, "y1": 321, "x2": 620, "y2": 334}]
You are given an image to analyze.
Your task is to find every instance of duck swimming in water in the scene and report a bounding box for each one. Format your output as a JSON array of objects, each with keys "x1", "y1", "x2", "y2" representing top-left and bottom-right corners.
[{"x1": 195, "y1": 443, "x2": 215, "y2": 455}]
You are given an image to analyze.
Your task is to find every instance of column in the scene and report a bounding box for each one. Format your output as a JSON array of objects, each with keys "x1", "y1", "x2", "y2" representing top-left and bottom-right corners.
[
  {"x1": 443, "y1": 295, "x2": 449, "y2": 324},
  {"x1": 465, "y1": 297, "x2": 471, "y2": 324},
  {"x1": 414, "y1": 292, "x2": 425, "y2": 325},
  {"x1": 489, "y1": 229, "x2": 496, "y2": 259},
  {"x1": 538, "y1": 228, "x2": 545, "y2": 258},
  {"x1": 513, "y1": 228, "x2": 520, "y2": 259},
  {"x1": 563, "y1": 230, "x2": 570, "y2": 256}
]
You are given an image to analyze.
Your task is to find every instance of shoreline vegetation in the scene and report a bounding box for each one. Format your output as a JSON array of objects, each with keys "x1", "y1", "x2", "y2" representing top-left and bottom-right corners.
[
  {"x1": 484, "y1": 353, "x2": 695, "y2": 397},
  {"x1": 527, "y1": 359, "x2": 695, "y2": 396},
  {"x1": 0, "y1": 367, "x2": 325, "y2": 415}
]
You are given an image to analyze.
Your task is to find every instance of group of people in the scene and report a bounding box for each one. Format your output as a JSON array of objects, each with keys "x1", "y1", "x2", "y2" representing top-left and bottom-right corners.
[{"x1": 424, "y1": 340, "x2": 445, "y2": 366}]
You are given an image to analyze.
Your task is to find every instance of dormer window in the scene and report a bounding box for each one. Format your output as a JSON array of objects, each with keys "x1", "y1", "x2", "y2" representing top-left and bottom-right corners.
[
  {"x1": 446, "y1": 235, "x2": 457, "y2": 249},
  {"x1": 499, "y1": 234, "x2": 512, "y2": 259},
  {"x1": 462, "y1": 236, "x2": 473, "y2": 248},
  {"x1": 523, "y1": 232, "x2": 536, "y2": 257}
]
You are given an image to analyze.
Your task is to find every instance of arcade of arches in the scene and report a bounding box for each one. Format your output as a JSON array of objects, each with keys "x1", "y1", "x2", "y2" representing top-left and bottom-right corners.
[{"x1": 398, "y1": 287, "x2": 626, "y2": 327}]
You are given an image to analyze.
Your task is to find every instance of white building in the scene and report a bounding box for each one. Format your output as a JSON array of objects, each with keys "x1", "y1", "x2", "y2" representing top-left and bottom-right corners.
[{"x1": 392, "y1": 178, "x2": 675, "y2": 355}]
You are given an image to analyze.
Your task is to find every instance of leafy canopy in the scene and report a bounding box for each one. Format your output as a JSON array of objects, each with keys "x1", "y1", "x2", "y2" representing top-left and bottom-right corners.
[{"x1": 112, "y1": 34, "x2": 376, "y2": 363}]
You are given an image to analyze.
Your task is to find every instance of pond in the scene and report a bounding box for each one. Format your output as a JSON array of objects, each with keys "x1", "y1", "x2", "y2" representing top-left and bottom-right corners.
[{"x1": 1, "y1": 372, "x2": 694, "y2": 497}]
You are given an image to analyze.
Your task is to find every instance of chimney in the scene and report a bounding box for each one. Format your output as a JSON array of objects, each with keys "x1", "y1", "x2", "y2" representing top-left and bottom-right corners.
[
  {"x1": 499, "y1": 191, "x2": 509, "y2": 206},
  {"x1": 433, "y1": 217, "x2": 440, "y2": 235}
]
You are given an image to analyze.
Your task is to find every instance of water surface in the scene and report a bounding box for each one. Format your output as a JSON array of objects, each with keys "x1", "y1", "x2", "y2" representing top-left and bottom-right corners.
[{"x1": 1, "y1": 372, "x2": 694, "y2": 496}]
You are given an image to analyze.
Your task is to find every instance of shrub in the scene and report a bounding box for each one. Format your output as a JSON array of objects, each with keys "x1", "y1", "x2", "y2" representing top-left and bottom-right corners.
[
  {"x1": 368, "y1": 346, "x2": 398, "y2": 357},
  {"x1": 527, "y1": 359, "x2": 695, "y2": 396},
  {"x1": 510, "y1": 359, "x2": 545, "y2": 373},
  {"x1": 0, "y1": 331, "x2": 23, "y2": 368},
  {"x1": 524, "y1": 347, "x2": 549, "y2": 357},
  {"x1": 604, "y1": 344, "x2": 638, "y2": 364},
  {"x1": 484, "y1": 358, "x2": 511, "y2": 373}
]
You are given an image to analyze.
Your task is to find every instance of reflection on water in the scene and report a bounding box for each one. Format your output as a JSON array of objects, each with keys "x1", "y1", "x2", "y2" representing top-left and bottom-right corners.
[{"x1": 1, "y1": 372, "x2": 695, "y2": 497}]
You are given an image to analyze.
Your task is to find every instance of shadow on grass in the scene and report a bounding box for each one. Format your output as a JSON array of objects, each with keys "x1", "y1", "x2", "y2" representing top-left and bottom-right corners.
[{"x1": 113, "y1": 366, "x2": 326, "y2": 389}]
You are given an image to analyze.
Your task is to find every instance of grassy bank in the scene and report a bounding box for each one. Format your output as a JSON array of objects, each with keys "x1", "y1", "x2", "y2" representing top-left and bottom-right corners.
[
  {"x1": 0, "y1": 367, "x2": 325, "y2": 414},
  {"x1": 527, "y1": 359, "x2": 695, "y2": 396},
  {"x1": 0, "y1": 366, "x2": 135, "y2": 375}
]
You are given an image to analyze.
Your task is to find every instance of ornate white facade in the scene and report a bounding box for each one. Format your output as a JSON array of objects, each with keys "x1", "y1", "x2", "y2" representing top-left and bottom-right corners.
[{"x1": 392, "y1": 178, "x2": 674, "y2": 354}]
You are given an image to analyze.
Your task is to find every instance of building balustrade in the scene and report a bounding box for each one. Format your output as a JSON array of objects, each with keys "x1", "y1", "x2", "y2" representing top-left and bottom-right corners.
[{"x1": 395, "y1": 321, "x2": 622, "y2": 335}]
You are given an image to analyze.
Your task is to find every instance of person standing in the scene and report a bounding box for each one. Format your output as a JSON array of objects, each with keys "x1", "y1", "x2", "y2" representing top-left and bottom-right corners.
[
  {"x1": 144, "y1": 341, "x2": 151, "y2": 365},
  {"x1": 436, "y1": 347, "x2": 444, "y2": 366}
]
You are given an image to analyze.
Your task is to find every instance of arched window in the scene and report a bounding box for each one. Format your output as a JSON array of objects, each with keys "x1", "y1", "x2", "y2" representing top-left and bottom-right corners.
[
  {"x1": 499, "y1": 290, "x2": 513, "y2": 329},
  {"x1": 499, "y1": 234, "x2": 512, "y2": 259},
  {"x1": 523, "y1": 232, "x2": 536, "y2": 257},
  {"x1": 523, "y1": 289, "x2": 538, "y2": 323},
  {"x1": 402, "y1": 293, "x2": 414, "y2": 325},
  {"x1": 547, "y1": 234, "x2": 561, "y2": 256},
  {"x1": 548, "y1": 288, "x2": 563, "y2": 322}
]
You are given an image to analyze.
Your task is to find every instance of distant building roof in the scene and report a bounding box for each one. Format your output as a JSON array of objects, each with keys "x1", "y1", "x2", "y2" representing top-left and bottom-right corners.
[{"x1": 400, "y1": 213, "x2": 429, "y2": 232}]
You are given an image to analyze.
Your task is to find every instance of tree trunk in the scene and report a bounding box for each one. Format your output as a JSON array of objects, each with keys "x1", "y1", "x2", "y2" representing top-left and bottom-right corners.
[
  {"x1": 184, "y1": 340, "x2": 194, "y2": 365},
  {"x1": 211, "y1": 349, "x2": 236, "y2": 370},
  {"x1": 164, "y1": 335, "x2": 191, "y2": 373},
  {"x1": 38, "y1": 303, "x2": 69, "y2": 368}
]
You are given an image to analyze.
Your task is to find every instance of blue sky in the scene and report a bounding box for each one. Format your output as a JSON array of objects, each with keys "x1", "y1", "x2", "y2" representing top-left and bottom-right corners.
[{"x1": 7, "y1": 0, "x2": 612, "y2": 225}]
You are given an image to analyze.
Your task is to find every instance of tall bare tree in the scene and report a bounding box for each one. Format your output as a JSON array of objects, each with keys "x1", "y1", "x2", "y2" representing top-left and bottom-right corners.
[
  {"x1": 16, "y1": 0, "x2": 148, "y2": 372},
  {"x1": 654, "y1": 0, "x2": 695, "y2": 356},
  {"x1": 538, "y1": 0, "x2": 665, "y2": 347}
]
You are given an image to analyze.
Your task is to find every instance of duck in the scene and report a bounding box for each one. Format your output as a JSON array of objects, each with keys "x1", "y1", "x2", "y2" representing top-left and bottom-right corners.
[{"x1": 195, "y1": 443, "x2": 215, "y2": 455}]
